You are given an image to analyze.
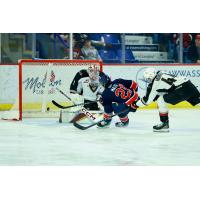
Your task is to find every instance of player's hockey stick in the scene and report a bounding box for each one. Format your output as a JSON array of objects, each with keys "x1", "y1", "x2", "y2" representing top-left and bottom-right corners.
[{"x1": 73, "y1": 108, "x2": 130, "y2": 130}]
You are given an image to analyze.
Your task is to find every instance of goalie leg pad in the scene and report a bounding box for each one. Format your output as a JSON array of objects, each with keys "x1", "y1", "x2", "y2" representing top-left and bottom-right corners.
[{"x1": 69, "y1": 113, "x2": 86, "y2": 123}]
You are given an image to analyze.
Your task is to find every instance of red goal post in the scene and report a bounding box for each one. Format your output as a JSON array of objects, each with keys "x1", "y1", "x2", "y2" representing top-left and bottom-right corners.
[{"x1": 5, "y1": 59, "x2": 103, "y2": 120}]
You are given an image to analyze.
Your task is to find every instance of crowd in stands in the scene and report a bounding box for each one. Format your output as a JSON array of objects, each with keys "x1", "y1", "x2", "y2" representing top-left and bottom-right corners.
[
  {"x1": 2, "y1": 33, "x2": 199, "y2": 64},
  {"x1": 38, "y1": 33, "x2": 200, "y2": 64}
]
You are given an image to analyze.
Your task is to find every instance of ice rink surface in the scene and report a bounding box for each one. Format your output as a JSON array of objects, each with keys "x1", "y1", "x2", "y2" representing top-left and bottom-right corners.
[{"x1": 0, "y1": 109, "x2": 199, "y2": 166}]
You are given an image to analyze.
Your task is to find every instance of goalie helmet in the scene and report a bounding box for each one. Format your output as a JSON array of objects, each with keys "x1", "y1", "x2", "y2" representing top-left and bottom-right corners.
[
  {"x1": 143, "y1": 68, "x2": 157, "y2": 83},
  {"x1": 87, "y1": 64, "x2": 99, "y2": 81}
]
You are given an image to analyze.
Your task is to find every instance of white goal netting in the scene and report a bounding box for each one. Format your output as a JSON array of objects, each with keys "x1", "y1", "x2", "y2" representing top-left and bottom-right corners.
[{"x1": 0, "y1": 59, "x2": 102, "y2": 120}]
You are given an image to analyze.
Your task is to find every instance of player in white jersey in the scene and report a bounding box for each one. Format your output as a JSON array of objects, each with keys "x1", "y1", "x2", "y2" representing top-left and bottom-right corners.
[
  {"x1": 60, "y1": 65, "x2": 105, "y2": 123},
  {"x1": 136, "y1": 68, "x2": 200, "y2": 132},
  {"x1": 76, "y1": 76, "x2": 104, "y2": 110},
  {"x1": 70, "y1": 64, "x2": 105, "y2": 110}
]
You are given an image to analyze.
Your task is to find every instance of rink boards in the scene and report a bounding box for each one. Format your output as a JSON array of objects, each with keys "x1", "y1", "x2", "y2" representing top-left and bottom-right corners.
[
  {"x1": 0, "y1": 63, "x2": 200, "y2": 110},
  {"x1": 103, "y1": 64, "x2": 200, "y2": 109}
]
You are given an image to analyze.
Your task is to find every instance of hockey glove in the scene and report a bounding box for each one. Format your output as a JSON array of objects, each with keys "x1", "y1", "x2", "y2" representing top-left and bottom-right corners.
[
  {"x1": 125, "y1": 93, "x2": 139, "y2": 112},
  {"x1": 97, "y1": 95, "x2": 103, "y2": 105},
  {"x1": 130, "y1": 103, "x2": 138, "y2": 111},
  {"x1": 124, "y1": 102, "x2": 138, "y2": 112}
]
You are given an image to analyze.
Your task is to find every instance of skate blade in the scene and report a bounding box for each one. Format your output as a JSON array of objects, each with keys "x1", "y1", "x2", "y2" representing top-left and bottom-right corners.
[
  {"x1": 153, "y1": 129, "x2": 170, "y2": 133},
  {"x1": 97, "y1": 126, "x2": 110, "y2": 129},
  {"x1": 115, "y1": 125, "x2": 129, "y2": 128}
]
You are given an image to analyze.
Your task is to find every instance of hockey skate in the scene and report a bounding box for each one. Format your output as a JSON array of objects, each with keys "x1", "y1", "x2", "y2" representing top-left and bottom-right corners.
[
  {"x1": 115, "y1": 119, "x2": 129, "y2": 127},
  {"x1": 97, "y1": 120, "x2": 111, "y2": 128},
  {"x1": 153, "y1": 121, "x2": 169, "y2": 132}
]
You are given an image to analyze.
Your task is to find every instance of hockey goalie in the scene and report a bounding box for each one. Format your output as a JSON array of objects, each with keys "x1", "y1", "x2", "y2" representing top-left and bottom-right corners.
[{"x1": 59, "y1": 65, "x2": 105, "y2": 123}]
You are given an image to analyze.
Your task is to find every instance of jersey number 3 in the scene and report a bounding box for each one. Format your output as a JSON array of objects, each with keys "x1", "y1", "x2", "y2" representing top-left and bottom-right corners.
[{"x1": 115, "y1": 84, "x2": 132, "y2": 99}]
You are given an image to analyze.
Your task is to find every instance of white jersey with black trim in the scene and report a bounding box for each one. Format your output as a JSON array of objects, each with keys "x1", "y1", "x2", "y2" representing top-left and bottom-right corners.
[
  {"x1": 136, "y1": 71, "x2": 189, "y2": 107},
  {"x1": 77, "y1": 77, "x2": 104, "y2": 101}
]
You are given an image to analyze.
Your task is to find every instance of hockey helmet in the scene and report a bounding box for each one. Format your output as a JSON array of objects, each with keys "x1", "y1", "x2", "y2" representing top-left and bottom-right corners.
[
  {"x1": 143, "y1": 68, "x2": 157, "y2": 83},
  {"x1": 99, "y1": 73, "x2": 111, "y2": 88}
]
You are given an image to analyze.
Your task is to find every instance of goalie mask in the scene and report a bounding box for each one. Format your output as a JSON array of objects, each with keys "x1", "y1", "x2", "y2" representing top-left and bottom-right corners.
[
  {"x1": 143, "y1": 68, "x2": 157, "y2": 83},
  {"x1": 87, "y1": 65, "x2": 99, "y2": 81}
]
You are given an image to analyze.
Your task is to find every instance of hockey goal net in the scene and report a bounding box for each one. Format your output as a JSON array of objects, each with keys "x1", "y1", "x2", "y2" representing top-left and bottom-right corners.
[{"x1": 0, "y1": 59, "x2": 102, "y2": 120}]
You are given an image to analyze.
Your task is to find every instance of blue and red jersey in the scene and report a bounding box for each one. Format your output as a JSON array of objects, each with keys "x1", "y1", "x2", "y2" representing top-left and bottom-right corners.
[{"x1": 101, "y1": 78, "x2": 139, "y2": 114}]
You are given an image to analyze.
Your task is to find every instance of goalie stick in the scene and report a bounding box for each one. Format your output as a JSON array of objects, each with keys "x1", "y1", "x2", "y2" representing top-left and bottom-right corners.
[
  {"x1": 55, "y1": 87, "x2": 75, "y2": 103},
  {"x1": 54, "y1": 87, "x2": 81, "y2": 123},
  {"x1": 53, "y1": 87, "x2": 100, "y2": 109},
  {"x1": 52, "y1": 100, "x2": 99, "y2": 109},
  {"x1": 73, "y1": 107, "x2": 130, "y2": 130}
]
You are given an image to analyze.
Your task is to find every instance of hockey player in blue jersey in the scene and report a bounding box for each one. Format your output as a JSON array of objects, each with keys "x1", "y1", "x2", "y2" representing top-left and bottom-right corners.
[{"x1": 97, "y1": 74, "x2": 139, "y2": 128}]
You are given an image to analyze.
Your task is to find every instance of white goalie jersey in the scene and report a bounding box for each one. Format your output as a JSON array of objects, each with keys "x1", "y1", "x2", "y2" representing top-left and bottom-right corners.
[
  {"x1": 61, "y1": 77, "x2": 104, "y2": 123},
  {"x1": 76, "y1": 77, "x2": 104, "y2": 101}
]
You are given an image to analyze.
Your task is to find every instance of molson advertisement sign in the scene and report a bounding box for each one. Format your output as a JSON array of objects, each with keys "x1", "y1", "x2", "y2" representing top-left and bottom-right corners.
[{"x1": 23, "y1": 70, "x2": 61, "y2": 95}]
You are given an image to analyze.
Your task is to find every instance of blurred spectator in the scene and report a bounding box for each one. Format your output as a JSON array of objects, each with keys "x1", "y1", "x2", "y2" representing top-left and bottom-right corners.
[
  {"x1": 195, "y1": 34, "x2": 200, "y2": 63},
  {"x1": 76, "y1": 33, "x2": 105, "y2": 48},
  {"x1": 182, "y1": 33, "x2": 200, "y2": 63},
  {"x1": 183, "y1": 33, "x2": 192, "y2": 48},
  {"x1": 158, "y1": 33, "x2": 170, "y2": 52},
  {"x1": 166, "y1": 33, "x2": 178, "y2": 61},
  {"x1": 182, "y1": 33, "x2": 193, "y2": 63},
  {"x1": 64, "y1": 34, "x2": 83, "y2": 59},
  {"x1": 64, "y1": 34, "x2": 105, "y2": 60},
  {"x1": 81, "y1": 38, "x2": 102, "y2": 61},
  {"x1": 173, "y1": 33, "x2": 194, "y2": 63},
  {"x1": 59, "y1": 33, "x2": 69, "y2": 42},
  {"x1": 88, "y1": 34, "x2": 106, "y2": 47}
]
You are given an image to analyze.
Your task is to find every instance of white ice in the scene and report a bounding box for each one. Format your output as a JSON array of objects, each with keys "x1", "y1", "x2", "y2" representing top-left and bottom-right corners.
[{"x1": 0, "y1": 109, "x2": 200, "y2": 165}]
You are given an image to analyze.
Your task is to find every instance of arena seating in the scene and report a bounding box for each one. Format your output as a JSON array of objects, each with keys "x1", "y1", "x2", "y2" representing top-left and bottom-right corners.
[
  {"x1": 117, "y1": 49, "x2": 139, "y2": 63},
  {"x1": 102, "y1": 34, "x2": 121, "y2": 45},
  {"x1": 87, "y1": 33, "x2": 103, "y2": 41},
  {"x1": 98, "y1": 50, "x2": 120, "y2": 63},
  {"x1": 91, "y1": 33, "x2": 176, "y2": 64}
]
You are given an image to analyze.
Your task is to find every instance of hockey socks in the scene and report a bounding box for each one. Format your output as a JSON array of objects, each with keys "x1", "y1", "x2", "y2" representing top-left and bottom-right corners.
[{"x1": 115, "y1": 116, "x2": 129, "y2": 127}]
